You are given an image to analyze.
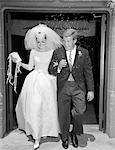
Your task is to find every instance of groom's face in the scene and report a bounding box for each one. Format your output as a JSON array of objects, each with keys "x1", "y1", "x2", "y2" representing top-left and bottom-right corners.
[{"x1": 63, "y1": 36, "x2": 76, "y2": 51}]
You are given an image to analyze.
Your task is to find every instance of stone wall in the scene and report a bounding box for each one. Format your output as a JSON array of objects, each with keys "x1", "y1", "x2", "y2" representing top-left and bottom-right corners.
[
  {"x1": 0, "y1": 8, "x2": 6, "y2": 137},
  {"x1": 106, "y1": 4, "x2": 115, "y2": 137}
]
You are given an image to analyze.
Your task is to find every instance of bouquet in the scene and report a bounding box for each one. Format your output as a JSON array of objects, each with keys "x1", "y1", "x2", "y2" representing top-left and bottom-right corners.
[
  {"x1": 7, "y1": 52, "x2": 22, "y2": 92},
  {"x1": 10, "y1": 52, "x2": 22, "y2": 63}
]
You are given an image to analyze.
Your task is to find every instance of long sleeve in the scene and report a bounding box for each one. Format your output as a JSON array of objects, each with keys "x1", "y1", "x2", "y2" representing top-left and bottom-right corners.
[
  {"x1": 84, "y1": 50, "x2": 94, "y2": 91},
  {"x1": 21, "y1": 49, "x2": 34, "y2": 71},
  {"x1": 48, "y1": 50, "x2": 59, "y2": 76}
]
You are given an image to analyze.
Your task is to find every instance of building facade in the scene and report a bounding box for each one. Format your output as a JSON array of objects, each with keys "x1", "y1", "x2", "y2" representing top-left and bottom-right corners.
[{"x1": 0, "y1": 0, "x2": 115, "y2": 138}]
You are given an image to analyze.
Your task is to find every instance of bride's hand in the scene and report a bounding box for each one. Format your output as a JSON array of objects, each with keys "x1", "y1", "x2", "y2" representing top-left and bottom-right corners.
[
  {"x1": 10, "y1": 52, "x2": 22, "y2": 63},
  {"x1": 11, "y1": 56, "x2": 18, "y2": 63}
]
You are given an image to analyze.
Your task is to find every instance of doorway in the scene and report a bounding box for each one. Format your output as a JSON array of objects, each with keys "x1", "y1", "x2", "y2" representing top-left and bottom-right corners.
[{"x1": 4, "y1": 10, "x2": 107, "y2": 133}]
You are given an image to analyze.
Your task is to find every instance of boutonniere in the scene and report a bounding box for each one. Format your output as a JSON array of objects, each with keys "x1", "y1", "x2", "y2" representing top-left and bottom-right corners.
[
  {"x1": 53, "y1": 60, "x2": 58, "y2": 67},
  {"x1": 78, "y1": 51, "x2": 82, "y2": 57}
]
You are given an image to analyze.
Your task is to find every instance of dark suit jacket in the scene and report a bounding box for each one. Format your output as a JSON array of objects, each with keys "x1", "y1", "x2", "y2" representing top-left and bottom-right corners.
[{"x1": 48, "y1": 45, "x2": 94, "y2": 94}]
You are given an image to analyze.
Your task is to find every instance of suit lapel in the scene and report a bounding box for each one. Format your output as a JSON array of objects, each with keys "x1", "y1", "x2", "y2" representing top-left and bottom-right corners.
[
  {"x1": 63, "y1": 47, "x2": 70, "y2": 67},
  {"x1": 73, "y1": 47, "x2": 78, "y2": 67}
]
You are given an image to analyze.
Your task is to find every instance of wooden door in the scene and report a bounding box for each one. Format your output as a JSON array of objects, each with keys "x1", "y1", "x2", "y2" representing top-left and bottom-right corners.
[
  {"x1": 99, "y1": 14, "x2": 107, "y2": 131},
  {"x1": 4, "y1": 11, "x2": 14, "y2": 133}
]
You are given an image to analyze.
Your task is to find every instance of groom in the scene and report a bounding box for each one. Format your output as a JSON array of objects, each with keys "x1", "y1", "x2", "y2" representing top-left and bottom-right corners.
[{"x1": 48, "y1": 29, "x2": 94, "y2": 149}]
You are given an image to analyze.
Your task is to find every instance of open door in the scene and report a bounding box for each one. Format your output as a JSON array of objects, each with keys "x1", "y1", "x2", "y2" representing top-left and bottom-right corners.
[
  {"x1": 4, "y1": 11, "x2": 30, "y2": 133},
  {"x1": 99, "y1": 14, "x2": 107, "y2": 131},
  {"x1": 4, "y1": 11, "x2": 14, "y2": 133},
  {"x1": 4, "y1": 10, "x2": 107, "y2": 133}
]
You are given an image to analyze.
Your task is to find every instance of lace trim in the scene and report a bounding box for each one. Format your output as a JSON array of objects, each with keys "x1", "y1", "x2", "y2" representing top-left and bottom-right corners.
[{"x1": 7, "y1": 54, "x2": 21, "y2": 93}]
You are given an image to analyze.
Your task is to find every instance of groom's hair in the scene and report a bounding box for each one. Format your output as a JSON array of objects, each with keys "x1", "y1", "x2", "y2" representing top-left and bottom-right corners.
[{"x1": 63, "y1": 29, "x2": 78, "y2": 40}]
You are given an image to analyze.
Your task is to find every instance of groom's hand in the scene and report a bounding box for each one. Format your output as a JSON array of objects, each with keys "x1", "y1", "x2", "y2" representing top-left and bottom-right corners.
[
  {"x1": 58, "y1": 59, "x2": 67, "y2": 70},
  {"x1": 87, "y1": 91, "x2": 94, "y2": 102}
]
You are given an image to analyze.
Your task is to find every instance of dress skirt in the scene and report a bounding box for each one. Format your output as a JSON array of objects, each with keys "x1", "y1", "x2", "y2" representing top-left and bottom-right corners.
[{"x1": 16, "y1": 70, "x2": 59, "y2": 139}]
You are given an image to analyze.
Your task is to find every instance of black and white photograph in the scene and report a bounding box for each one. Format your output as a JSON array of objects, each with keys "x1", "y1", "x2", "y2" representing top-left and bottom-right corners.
[{"x1": 0, "y1": 0, "x2": 115, "y2": 150}]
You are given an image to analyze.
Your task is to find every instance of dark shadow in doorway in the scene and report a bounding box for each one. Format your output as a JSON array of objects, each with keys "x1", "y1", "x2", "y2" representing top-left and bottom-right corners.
[{"x1": 82, "y1": 101, "x2": 98, "y2": 124}]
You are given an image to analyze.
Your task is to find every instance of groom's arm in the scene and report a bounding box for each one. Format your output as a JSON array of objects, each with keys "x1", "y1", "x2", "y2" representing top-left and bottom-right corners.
[{"x1": 48, "y1": 49, "x2": 59, "y2": 76}]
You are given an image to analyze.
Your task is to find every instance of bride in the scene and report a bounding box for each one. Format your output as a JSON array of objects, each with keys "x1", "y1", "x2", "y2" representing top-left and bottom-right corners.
[{"x1": 11, "y1": 24, "x2": 62, "y2": 150}]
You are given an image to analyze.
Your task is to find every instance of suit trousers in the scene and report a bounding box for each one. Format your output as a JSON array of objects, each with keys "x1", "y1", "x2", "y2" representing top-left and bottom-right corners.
[{"x1": 58, "y1": 81, "x2": 86, "y2": 141}]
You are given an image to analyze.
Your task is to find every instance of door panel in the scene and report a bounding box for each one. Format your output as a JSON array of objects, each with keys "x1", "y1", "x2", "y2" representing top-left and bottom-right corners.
[
  {"x1": 99, "y1": 14, "x2": 107, "y2": 131},
  {"x1": 5, "y1": 12, "x2": 14, "y2": 133},
  {"x1": 78, "y1": 36, "x2": 100, "y2": 124}
]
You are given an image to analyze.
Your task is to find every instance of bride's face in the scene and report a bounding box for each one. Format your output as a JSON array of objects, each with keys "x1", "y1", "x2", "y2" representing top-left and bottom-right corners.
[{"x1": 36, "y1": 37, "x2": 47, "y2": 50}]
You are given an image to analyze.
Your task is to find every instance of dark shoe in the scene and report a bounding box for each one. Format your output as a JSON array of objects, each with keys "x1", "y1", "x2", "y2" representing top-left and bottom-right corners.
[
  {"x1": 62, "y1": 139, "x2": 69, "y2": 149},
  {"x1": 70, "y1": 133, "x2": 78, "y2": 148}
]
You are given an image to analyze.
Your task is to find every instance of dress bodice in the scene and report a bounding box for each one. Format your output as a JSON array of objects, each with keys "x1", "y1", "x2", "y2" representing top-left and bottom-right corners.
[{"x1": 33, "y1": 50, "x2": 54, "y2": 72}]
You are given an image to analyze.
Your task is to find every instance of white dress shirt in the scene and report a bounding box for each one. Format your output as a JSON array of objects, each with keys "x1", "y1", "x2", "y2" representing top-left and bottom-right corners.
[
  {"x1": 66, "y1": 45, "x2": 76, "y2": 65},
  {"x1": 57, "y1": 45, "x2": 76, "y2": 73}
]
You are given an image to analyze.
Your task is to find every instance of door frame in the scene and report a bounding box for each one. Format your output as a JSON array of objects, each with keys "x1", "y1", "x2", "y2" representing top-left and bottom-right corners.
[
  {"x1": 4, "y1": 11, "x2": 14, "y2": 133},
  {"x1": 99, "y1": 14, "x2": 107, "y2": 131},
  {"x1": 3, "y1": 8, "x2": 110, "y2": 134}
]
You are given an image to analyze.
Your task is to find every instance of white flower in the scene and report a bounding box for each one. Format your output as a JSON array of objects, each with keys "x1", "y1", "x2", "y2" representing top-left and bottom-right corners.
[
  {"x1": 78, "y1": 51, "x2": 82, "y2": 57},
  {"x1": 53, "y1": 61, "x2": 58, "y2": 67}
]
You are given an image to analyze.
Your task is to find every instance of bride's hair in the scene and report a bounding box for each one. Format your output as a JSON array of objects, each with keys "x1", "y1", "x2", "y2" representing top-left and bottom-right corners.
[{"x1": 35, "y1": 32, "x2": 47, "y2": 41}]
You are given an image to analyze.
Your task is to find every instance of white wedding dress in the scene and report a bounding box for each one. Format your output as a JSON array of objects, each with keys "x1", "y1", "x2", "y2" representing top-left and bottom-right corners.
[{"x1": 16, "y1": 49, "x2": 59, "y2": 139}]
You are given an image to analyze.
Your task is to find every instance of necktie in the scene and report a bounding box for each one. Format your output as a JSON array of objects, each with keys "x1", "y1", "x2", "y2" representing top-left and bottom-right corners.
[{"x1": 69, "y1": 50, "x2": 72, "y2": 71}]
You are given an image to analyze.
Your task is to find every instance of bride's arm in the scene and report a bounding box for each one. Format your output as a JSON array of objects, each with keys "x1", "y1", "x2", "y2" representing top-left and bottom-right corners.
[{"x1": 21, "y1": 50, "x2": 34, "y2": 71}]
